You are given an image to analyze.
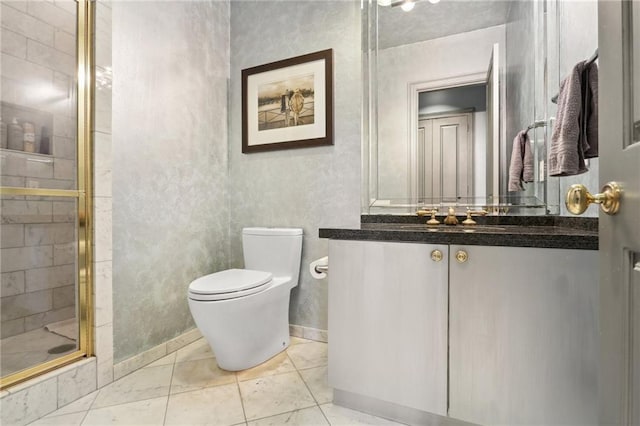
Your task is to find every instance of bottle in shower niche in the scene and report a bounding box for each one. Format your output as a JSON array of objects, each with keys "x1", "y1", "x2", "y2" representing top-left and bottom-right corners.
[
  {"x1": 39, "y1": 126, "x2": 50, "y2": 155},
  {"x1": 23, "y1": 121, "x2": 35, "y2": 152},
  {"x1": 7, "y1": 118, "x2": 23, "y2": 151},
  {"x1": 0, "y1": 116, "x2": 7, "y2": 149}
]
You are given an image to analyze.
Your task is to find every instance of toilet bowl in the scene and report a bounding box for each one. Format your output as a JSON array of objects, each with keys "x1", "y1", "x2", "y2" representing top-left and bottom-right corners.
[{"x1": 187, "y1": 227, "x2": 303, "y2": 371}]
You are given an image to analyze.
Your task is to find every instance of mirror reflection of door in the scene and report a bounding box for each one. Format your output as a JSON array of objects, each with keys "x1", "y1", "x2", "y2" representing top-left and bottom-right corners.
[
  {"x1": 417, "y1": 84, "x2": 486, "y2": 203},
  {"x1": 486, "y1": 43, "x2": 500, "y2": 200},
  {"x1": 418, "y1": 113, "x2": 472, "y2": 202}
]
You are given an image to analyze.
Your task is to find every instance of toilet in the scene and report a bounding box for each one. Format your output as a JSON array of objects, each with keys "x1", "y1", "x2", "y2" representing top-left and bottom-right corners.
[{"x1": 187, "y1": 227, "x2": 303, "y2": 371}]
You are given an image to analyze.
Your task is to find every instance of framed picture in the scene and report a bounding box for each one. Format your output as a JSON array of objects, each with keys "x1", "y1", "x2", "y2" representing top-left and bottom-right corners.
[{"x1": 242, "y1": 49, "x2": 333, "y2": 153}]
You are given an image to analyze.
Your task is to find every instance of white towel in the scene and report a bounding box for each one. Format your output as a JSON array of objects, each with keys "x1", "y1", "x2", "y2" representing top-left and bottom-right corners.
[{"x1": 508, "y1": 130, "x2": 534, "y2": 192}]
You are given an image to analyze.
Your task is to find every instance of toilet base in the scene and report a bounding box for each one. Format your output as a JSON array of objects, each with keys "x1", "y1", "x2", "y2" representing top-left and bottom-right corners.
[{"x1": 189, "y1": 277, "x2": 293, "y2": 371}]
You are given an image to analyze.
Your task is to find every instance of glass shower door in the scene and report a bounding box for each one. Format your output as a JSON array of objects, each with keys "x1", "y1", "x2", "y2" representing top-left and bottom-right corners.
[{"x1": 0, "y1": 0, "x2": 93, "y2": 387}]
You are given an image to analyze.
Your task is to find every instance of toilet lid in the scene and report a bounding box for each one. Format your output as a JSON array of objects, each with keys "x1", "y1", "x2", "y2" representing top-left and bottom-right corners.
[{"x1": 188, "y1": 269, "x2": 272, "y2": 295}]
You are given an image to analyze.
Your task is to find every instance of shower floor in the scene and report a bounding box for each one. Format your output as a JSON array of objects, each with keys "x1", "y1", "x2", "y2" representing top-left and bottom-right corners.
[{"x1": 0, "y1": 328, "x2": 77, "y2": 377}]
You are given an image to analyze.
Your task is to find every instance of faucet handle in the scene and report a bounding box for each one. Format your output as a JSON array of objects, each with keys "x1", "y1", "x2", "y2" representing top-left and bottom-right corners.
[
  {"x1": 417, "y1": 208, "x2": 440, "y2": 225},
  {"x1": 462, "y1": 208, "x2": 488, "y2": 226},
  {"x1": 426, "y1": 209, "x2": 440, "y2": 226}
]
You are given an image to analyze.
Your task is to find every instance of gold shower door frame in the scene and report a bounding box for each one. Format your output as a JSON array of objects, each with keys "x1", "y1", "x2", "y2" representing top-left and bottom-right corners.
[{"x1": 0, "y1": 0, "x2": 95, "y2": 390}]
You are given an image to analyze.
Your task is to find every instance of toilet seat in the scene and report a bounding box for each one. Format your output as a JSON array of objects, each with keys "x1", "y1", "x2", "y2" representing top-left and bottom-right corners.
[{"x1": 188, "y1": 269, "x2": 273, "y2": 301}]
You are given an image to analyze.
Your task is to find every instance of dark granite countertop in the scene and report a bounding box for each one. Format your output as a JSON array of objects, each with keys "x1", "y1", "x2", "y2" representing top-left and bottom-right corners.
[{"x1": 319, "y1": 216, "x2": 598, "y2": 250}]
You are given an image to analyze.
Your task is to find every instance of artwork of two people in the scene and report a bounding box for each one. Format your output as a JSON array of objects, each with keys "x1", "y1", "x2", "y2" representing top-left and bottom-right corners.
[{"x1": 257, "y1": 74, "x2": 315, "y2": 131}]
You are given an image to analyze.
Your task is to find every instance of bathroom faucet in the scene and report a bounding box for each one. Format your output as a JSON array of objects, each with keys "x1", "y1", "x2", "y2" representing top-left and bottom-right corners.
[
  {"x1": 444, "y1": 207, "x2": 458, "y2": 225},
  {"x1": 416, "y1": 208, "x2": 440, "y2": 225},
  {"x1": 462, "y1": 208, "x2": 488, "y2": 226}
]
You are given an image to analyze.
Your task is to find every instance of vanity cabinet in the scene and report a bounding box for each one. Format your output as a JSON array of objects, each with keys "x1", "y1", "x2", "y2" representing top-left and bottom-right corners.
[
  {"x1": 449, "y1": 245, "x2": 599, "y2": 426},
  {"x1": 328, "y1": 239, "x2": 598, "y2": 426},
  {"x1": 328, "y1": 240, "x2": 449, "y2": 417}
]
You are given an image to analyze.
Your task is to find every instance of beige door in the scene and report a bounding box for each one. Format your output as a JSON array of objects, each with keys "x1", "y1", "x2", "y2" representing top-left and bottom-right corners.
[
  {"x1": 417, "y1": 114, "x2": 472, "y2": 202},
  {"x1": 598, "y1": 1, "x2": 640, "y2": 424}
]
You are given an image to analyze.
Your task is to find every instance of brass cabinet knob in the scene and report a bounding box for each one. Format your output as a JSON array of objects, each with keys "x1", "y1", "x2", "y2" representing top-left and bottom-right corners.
[
  {"x1": 455, "y1": 250, "x2": 468, "y2": 263},
  {"x1": 566, "y1": 182, "x2": 622, "y2": 215},
  {"x1": 431, "y1": 250, "x2": 443, "y2": 262}
]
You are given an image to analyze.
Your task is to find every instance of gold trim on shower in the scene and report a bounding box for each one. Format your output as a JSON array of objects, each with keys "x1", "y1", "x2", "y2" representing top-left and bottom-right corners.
[
  {"x1": 0, "y1": 0, "x2": 95, "y2": 390},
  {"x1": 77, "y1": 0, "x2": 95, "y2": 361},
  {"x1": 0, "y1": 188, "x2": 82, "y2": 197}
]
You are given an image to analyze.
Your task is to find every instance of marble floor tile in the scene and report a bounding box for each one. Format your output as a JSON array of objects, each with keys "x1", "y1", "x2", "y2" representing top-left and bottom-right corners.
[
  {"x1": 164, "y1": 383, "x2": 245, "y2": 426},
  {"x1": 45, "y1": 391, "x2": 98, "y2": 417},
  {"x1": 82, "y1": 396, "x2": 168, "y2": 425},
  {"x1": 144, "y1": 352, "x2": 176, "y2": 369},
  {"x1": 91, "y1": 364, "x2": 173, "y2": 409},
  {"x1": 17, "y1": 334, "x2": 406, "y2": 426},
  {"x1": 236, "y1": 351, "x2": 296, "y2": 382},
  {"x1": 238, "y1": 371, "x2": 316, "y2": 421},
  {"x1": 319, "y1": 403, "x2": 406, "y2": 425},
  {"x1": 29, "y1": 412, "x2": 86, "y2": 425},
  {"x1": 170, "y1": 357, "x2": 235, "y2": 394},
  {"x1": 286, "y1": 342, "x2": 328, "y2": 370},
  {"x1": 247, "y1": 406, "x2": 329, "y2": 426},
  {"x1": 298, "y1": 366, "x2": 332, "y2": 404},
  {"x1": 175, "y1": 338, "x2": 214, "y2": 363}
]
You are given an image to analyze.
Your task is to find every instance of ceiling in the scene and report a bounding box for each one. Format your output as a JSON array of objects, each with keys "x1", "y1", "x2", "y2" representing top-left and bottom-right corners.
[{"x1": 378, "y1": 0, "x2": 513, "y2": 49}]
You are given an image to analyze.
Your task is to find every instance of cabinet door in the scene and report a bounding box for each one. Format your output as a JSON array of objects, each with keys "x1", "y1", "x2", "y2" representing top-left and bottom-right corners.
[
  {"x1": 328, "y1": 240, "x2": 448, "y2": 415},
  {"x1": 449, "y1": 245, "x2": 598, "y2": 425}
]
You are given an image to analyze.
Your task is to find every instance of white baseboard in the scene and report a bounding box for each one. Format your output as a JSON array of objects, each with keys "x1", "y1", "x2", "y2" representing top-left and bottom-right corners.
[{"x1": 289, "y1": 324, "x2": 328, "y2": 343}]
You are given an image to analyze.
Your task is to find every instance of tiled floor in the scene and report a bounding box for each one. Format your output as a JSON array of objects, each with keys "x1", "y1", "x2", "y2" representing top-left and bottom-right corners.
[
  {"x1": 1, "y1": 328, "x2": 77, "y2": 377},
  {"x1": 29, "y1": 337, "x2": 405, "y2": 425}
]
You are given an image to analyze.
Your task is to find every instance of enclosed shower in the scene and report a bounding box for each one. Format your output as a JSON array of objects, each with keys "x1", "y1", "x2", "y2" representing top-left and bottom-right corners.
[{"x1": 1, "y1": 0, "x2": 93, "y2": 388}]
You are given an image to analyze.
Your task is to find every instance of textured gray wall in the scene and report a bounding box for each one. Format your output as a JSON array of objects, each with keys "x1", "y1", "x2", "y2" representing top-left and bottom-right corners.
[
  {"x1": 229, "y1": 1, "x2": 361, "y2": 331},
  {"x1": 112, "y1": 1, "x2": 230, "y2": 362}
]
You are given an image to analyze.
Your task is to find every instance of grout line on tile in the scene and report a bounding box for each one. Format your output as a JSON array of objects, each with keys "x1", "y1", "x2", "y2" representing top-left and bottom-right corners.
[
  {"x1": 84, "y1": 393, "x2": 171, "y2": 412},
  {"x1": 294, "y1": 359, "x2": 332, "y2": 425},
  {"x1": 236, "y1": 372, "x2": 248, "y2": 424},
  {"x1": 296, "y1": 364, "x2": 328, "y2": 372},
  {"x1": 87, "y1": 387, "x2": 100, "y2": 411},
  {"x1": 236, "y1": 367, "x2": 300, "y2": 383},
  {"x1": 318, "y1": 403, "x2": 333, "y2": 425},
  {"x1": 245, "y1": 403, "x2": 321, "y2": 424},
  {"x1": 295, "y1": 368, "x2": 320, "y2": 406},
  {"x1": 162, "y1": 357, "x2": 176, "y2": 426},
  {"x1": 79, "y1": 407, "x2": 91, "y2": 426}
]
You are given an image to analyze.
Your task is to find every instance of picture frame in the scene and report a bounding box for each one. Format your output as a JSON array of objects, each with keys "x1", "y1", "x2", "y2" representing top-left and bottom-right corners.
[{"x1": 242, "y1": 49, "x2": 333, "y2": 153}]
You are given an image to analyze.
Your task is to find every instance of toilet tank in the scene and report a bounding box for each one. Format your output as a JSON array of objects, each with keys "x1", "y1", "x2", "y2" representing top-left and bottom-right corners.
[{"x1": 242, "y1": 228, "x2": 303, "y2": 286}]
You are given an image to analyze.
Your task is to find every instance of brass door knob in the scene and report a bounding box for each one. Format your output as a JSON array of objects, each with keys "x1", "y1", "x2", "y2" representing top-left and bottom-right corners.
[
  {"x1": 431, "y1": 250, "x2": 443, "y2": 262},
  {"x1": 566, "y1": 182, "x2": 622, "y2": 215},
  {"x1": 455, "y1": 250, "x2": 468, "y2": 263}
]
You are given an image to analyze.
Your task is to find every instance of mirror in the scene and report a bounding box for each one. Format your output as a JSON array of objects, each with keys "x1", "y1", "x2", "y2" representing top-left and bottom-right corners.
[{"x1": 363, "y1": 0, "x2": 599, "y2": 215}]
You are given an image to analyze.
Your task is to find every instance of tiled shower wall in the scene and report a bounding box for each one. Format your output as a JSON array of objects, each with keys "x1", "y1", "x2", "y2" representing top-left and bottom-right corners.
[{"x1": 1, "y1": 1, "x2": 78, "y2": 338}]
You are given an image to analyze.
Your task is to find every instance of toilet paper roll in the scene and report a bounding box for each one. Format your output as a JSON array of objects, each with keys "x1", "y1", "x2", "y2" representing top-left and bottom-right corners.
[{"x1": 310, "y1": 256, "x2": 329, "y2": 279}]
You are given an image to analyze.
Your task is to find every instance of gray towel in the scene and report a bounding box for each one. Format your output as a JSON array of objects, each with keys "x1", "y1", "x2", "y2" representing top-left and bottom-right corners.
[
  {"x1": 508, "y1": 130, "x2": 534, "y2": 192},
  {"x1": 549, "y1": 60, "x2": 598, "y2": 176},
  {"x1": 582, "y1": 63, "x2": 598, "y2": 158}
]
